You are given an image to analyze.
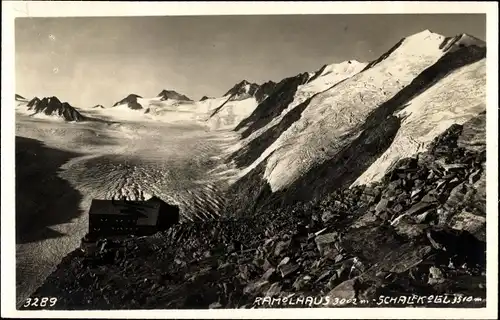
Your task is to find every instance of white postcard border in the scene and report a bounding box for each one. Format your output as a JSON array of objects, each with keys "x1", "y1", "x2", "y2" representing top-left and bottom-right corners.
[{"x1": 1, "y1": 2, "x2": 498, "y2": 319}]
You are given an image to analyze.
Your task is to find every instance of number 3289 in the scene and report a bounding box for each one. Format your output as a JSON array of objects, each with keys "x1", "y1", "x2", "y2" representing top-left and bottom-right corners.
[{"x1": 23, "y1": 297, "x2": 58, "y2": 308}]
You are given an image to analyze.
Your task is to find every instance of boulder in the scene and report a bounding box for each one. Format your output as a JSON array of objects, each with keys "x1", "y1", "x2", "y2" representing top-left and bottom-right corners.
[{"x1": 449, "y1": 211, "x2": 486, "y2": 241}]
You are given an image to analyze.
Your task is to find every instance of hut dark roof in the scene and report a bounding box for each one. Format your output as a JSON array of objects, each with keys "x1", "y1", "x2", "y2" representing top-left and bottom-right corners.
[{"x1": 89, "y1": 198, "x2": 163, "y2": 227}]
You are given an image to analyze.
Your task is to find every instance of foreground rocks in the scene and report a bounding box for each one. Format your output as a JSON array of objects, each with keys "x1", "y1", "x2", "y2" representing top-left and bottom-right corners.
[{"x1": 28, "y1": 117, "x2": 487, "y2": 309}]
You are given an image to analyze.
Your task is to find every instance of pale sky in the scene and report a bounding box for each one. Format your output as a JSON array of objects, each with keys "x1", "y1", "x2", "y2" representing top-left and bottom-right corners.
[{"x1": 15, "y1": 14, "x2": 486, "y2": 108}]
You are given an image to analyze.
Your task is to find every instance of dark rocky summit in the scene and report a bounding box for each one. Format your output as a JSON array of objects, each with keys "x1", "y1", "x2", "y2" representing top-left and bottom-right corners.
[
  {"x1": 157, "y1": 90, "x2": 192, "y2": 102},
  {"x1": 93, "y1": 104, "x2": 105, "y2": 109},
  {"x1": 223, "y1": 80, "x2": 277, "y2": 104},
  {"x1": 224, "y1": 80, "x2": 260, "y2": 99},
  {"x1": 200, "y1": 96, "x2": 212, "y2": 101},
  {"x1": 28, "y1": 113, "x2": 486, "y2": 309},
  {"x1": 254, "y1": 80, "x2": 278, "y2": 103},
  {"x1": 25, "y1": 96, "x2": 87, "y2": 122},
  {"x1": 233, "y1": 73, "x2": 310, "y2": 139},
  {"x1": 112, "y1": 94, "x2": 143, "y2": 110}
]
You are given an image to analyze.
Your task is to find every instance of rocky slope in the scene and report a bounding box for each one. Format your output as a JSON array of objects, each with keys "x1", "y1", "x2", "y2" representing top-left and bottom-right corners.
[
  {"x1": 20, "y1": 96, "x2": 88, "y2": 122},
  {"x1": 28, "y1": 115, "x2": 487, "y2": 309}
]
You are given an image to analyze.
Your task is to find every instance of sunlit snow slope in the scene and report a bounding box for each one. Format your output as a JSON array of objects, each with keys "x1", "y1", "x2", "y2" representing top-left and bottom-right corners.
[
  {"x1": 228, "y1": 60, "x2": 368, "y2": 155},
  {"x1": 226, "y1": 30, "x2": 486, "y2": 212},
  {"x1": 354, "y1": 57, "x2": 486, "y2": 186},
  {"x1": 95, "y1": 94, "x2": 259, "y2": 130}
]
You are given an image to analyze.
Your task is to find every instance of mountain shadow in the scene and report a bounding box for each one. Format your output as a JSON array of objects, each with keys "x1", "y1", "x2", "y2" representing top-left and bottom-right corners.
[
  {"x1": 208, "y1": 95, "x2": 234, "y2": 118},
  {"x1": 223, "y1": 112, "x2": 401, "y2": 217},
  {"x1": 15, "y1": 136, "x2": 85, "y2": 244},
  {"x1": 228, "y1": 75, "x2": 354, "y2": 169},
  {"x1": 254, "y1": 81, "x2": 278, "y2": 103},
  {"x1": 234, "y1": 73, "x2": 310, "y2": 139},
  {"x1": 228, "y1": 98, "x2": 311, "y2": 168},
  {"x1": 361, "y1": 38, "x2": 405, "y2": 72}
]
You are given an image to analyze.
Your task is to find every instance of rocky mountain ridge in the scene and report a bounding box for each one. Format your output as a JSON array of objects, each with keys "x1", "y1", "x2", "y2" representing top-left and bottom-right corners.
[
  {"x1": 157, "y1": 89, "x2": 192, "y2": 102},
  {"x1": 21, "y1": 96, "x2": 88, "y2": 122}
]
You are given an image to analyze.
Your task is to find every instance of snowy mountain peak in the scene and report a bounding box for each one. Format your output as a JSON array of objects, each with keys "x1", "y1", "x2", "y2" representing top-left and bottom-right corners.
[
  {"x1": 126, "y1": 94, "x2": 142, "y2": 99},
  {"x1": 113, "y1": 94, "x2": 143, "y2": 110},
  {"x1": 401, "y1": 29, "x2": 446, "y2": 51},
  {"x1": 438, "y1": 32, "x2": 486, "y2": 53},
  {"x1": 22, "y1": 96, "x2": 86, "y2": 122},
  {"x1": 45, "y1": 96, "x2": 61, "y2": 105},
  {"x1": 224, "y1": 80, "x2": 260, "y2": 98},
  {"x1": 254, "y1": 80, "x2": 278, "y2": 103},
  {"x1": 361, "y1": 29, "x2": 453, "y2": 72},
  {"x1": 222, "y1": 79, "x2": 278, "y2": 103},
  {"x1": 236, "y1": 79, "x2": 253, "y2": 87},
  {"x1": 399, "y1": 30, "x2": 484, "y2": 56},
  {"x1": 403, "y1": 30, "x2": 486, "y2": 51},
  {"x1": 157, "y1": 90, "x2": 192, "y2": 102},
  {"x1": 407, "y1": 29, "x2": 441, "y2": 39},
  {"x1": 200, "y1": 96, "x2": 212, "y2": 101}
]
